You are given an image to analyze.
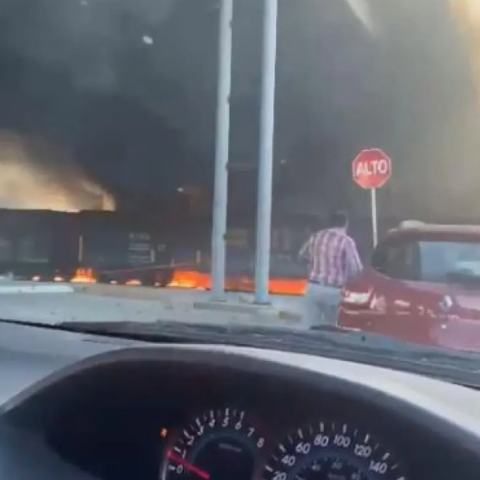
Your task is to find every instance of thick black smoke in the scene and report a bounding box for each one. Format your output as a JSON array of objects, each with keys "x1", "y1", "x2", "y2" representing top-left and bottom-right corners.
[
  {"x1": 0, "y1": 0, "x2": 478, "y2": 221},
  {"x1": 0, "y1": 0, "x2": 205, "y2": 209}
]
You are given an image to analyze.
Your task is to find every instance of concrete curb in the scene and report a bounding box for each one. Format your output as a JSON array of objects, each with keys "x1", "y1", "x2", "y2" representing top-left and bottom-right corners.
[
  {"x1": 73, "y1": 284, "x2": 170, "y2": 300},
  {"x1": 72, "y1": 284, "x2": 303, "y2": 323},
  {"x1": 193, "y1": 300, "x2": 278, "y2": 315},
  {"x1": 193, "y1": 300, "x2": 301, "y2": 322},
  {"x1": 0, "y1": 284, "x2": 74, "y2": 294}
]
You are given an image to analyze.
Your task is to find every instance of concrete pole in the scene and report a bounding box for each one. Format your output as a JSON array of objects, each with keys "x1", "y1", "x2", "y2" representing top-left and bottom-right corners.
[
  {"x1": 254, "y1": 0, "x2": 278, "y2": 305},
  {"x1": 211, "y1": 0, "x2": 233, "y2": 301}
]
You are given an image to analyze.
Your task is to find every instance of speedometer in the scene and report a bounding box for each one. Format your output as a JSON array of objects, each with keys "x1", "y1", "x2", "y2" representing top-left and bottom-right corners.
[
  {"x1": 262, "y1": 421, "x2": 407, "y2": 480},
  {"x1": 161, "y1": 407, "x2": 266, "y2": 480}
]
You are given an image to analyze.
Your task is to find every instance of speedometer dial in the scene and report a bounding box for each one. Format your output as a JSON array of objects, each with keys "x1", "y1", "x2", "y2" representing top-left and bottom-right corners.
[
  {"x1": 161, "y1": 407, "x2": 266, "y2": 480},
  {"x1": 262, "y1": 421, "x2": 407, "y2": 480}
]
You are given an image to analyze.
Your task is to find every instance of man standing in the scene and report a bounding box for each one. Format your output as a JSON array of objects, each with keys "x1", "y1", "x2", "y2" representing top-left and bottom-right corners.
[{"x1": 299, "y1": 210, "x2": 363, "y2": 328}]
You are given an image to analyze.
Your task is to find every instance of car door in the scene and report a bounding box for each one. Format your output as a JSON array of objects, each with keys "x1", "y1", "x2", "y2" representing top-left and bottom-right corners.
[
  {"x1": 368, "y1": 238, "x2": 455, "y2": 346},
  {"x1": 340, "y1": 236, "x2": 446, "y2": 345},
  {"x1": 361, "y1": 239, "x2": 417, "y2": 339},
  {"x1": 339, "y1": 239, "x2": 400, "y2": 332},
  {"x1": 419, "y1": 239, "x2": 480, "y2": 351}
]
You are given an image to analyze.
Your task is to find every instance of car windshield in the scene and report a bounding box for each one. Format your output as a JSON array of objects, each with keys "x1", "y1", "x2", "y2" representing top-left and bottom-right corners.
[
  {"x1": 420, "y1": 241, "x2": 480, "y2": 282},
  {"x1": 2, "y1": 0, "x2": 480, "y2": 382}
]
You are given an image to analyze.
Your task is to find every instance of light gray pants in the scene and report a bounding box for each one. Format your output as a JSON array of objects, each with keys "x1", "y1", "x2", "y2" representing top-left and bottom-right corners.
[{"x1": 302, "y1": 282, "x2": 341, "y2": 329}]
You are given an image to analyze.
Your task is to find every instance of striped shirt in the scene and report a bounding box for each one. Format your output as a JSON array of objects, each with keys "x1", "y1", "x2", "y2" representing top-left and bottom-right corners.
[{"x1": 299, "y1": 228, "x2": 363, "y2": 287}]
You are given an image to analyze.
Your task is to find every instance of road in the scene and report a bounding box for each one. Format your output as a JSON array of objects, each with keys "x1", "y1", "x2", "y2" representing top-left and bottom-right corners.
[
  {"x1": 0, "y1": 282, "x2": 304, "y2": 328},
  {"x1": 2, "y1": 281, "x2": 480, "y2": 383}
]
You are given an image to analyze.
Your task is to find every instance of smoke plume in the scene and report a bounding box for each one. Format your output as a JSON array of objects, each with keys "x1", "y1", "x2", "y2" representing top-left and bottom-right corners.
[{"x1": 0, "y1": 131, "x2": 115, "y2": 211}]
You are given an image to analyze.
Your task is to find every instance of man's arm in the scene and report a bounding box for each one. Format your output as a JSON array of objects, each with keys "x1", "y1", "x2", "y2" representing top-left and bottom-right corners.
[
  {"x1": 344, "y1": 238, "x2": 363, "y2": 277},
  {"x1": 298, "y1": 236, "x2": 313, "y2": 261}
]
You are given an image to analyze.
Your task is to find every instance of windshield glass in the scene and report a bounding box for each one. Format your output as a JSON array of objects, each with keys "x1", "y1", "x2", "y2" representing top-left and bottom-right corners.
[
  {"x1": 420, "y1": 241, "x2": 480, "y2": 281},
  {"x1": 2, "y1": 0, "x2": 480, "y2": 379}
]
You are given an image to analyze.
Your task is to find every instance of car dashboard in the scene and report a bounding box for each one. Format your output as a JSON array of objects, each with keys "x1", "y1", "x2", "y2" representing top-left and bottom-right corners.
[
  {"x1": 0, "y1": 346, "x2": 480, "y2": 480},
  {"x1": 0, "y1": 324, "x2": 479, "y2": 480},
  {"x1": 42, "y1": 368, "x2": 433, "y2": 480}
]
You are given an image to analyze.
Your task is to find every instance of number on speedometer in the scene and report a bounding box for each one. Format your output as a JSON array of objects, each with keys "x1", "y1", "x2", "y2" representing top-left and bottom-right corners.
[
  {"x1": 162, "y1": 407, "x2": 266, "y2": 480},
  {"x1": 262, "y1": 421, "x2": 407, "y2": 480}
]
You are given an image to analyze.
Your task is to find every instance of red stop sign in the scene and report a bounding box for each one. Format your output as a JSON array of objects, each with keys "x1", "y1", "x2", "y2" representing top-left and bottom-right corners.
[{"x1": 352, "y1": 148, "x2": 392, "y2": 189}]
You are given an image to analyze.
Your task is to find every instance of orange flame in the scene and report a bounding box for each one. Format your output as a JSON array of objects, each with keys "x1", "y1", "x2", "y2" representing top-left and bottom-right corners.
[
  {"x1": 166, "y1": 270, "x2": 306, "y2": 295},
  {"x1": 71, "y1": 268, "x2": 97, "y2": 284},
  {"x1": 70, "y1": 267, "x2": 307, "y2": 295}
]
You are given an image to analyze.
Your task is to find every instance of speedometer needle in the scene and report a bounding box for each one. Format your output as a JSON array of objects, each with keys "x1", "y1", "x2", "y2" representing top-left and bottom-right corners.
[{"x1": 167, "y1": 450, "x2": 211, "y2": 480}]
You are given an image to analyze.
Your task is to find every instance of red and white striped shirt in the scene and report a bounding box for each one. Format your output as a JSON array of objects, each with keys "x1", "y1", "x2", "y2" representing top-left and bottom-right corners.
[{"x1": 299, "y1": 228, "x2": 363, "y2": 287}]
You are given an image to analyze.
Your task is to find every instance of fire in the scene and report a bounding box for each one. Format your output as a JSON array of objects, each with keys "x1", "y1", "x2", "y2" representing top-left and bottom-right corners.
[
  {"x1": 0, "y1": 131, "x2": 115, "y2": 212},
  {"x1": 71, "y1": 268, "x2": 97, "y2": 284},
  {"x1": 70, "y1": 267, "x2": 307, "y2": 295}
]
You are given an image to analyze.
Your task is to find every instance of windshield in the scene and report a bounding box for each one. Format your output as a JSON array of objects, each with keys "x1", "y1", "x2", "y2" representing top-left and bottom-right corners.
[
  {"x1": 420, "y1": 241, "x2": 480, "y2": 281},
  {"x1": 3, "y1": 0, "x2": 480, "y2": 380}
]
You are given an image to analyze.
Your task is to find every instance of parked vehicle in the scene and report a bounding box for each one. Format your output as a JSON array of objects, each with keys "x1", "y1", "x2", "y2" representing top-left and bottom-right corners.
[
  {"x1": 0, "y1": 209, "x2": 172, "y2": 286},
  {"x1": 0, "y1": 209, "x2": 76, "y2": 281},
  {"x1": 338, "y1": 222, "x2": 480, "y2": 353}
]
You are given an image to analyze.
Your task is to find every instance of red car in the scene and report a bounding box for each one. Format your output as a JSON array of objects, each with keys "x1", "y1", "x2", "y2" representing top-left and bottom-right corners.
[{"x1": 338, "y1": 222, "x2": 480, "y2": 353}]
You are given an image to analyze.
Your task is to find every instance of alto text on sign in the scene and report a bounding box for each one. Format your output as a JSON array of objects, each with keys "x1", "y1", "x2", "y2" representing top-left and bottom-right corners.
[{"x1": 352, "y1": 148, "x2": 392, "y2": 190}]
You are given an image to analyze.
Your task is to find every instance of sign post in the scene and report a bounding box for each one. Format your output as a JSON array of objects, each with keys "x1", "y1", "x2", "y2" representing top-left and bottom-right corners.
[
  {"x1": 352, "y1": 148, "x2": 392, "y2": 246},
  {"x1": 370, "y1": 187, "x2": 377, "y2": 246}
]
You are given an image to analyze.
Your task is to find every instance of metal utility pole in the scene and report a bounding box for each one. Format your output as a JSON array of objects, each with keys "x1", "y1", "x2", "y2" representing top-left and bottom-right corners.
[
  {"x1": 254, "y1": 0, "x2": 278, "y2": 305},
  {"x1": 211, "y1": 0, "x2": 233, "y2": 301}
]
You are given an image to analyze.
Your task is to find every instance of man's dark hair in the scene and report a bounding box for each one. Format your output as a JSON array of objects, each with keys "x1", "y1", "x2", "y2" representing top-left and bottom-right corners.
[{"x1": 328, "y1": 210, "x2": 348, "y2": 228}]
